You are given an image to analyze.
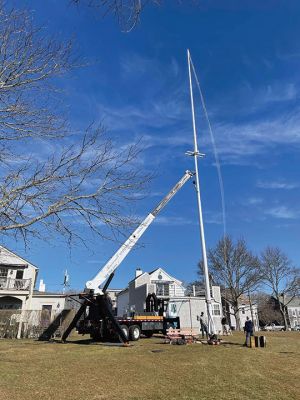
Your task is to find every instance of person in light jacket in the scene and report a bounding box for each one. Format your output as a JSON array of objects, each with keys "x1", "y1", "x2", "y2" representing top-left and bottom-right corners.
[{"x1": 199, "y1": 312, "x2": 209, "y2": 339}]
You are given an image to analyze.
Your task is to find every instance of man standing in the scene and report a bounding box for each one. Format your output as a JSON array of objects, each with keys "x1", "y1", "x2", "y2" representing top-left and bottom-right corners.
[
  {"x1": 199, "y1": 311, "x2": 209, "y2": 339},
  {"x1": 244, "y1": 316, "x2": 254, "y2": 346}
]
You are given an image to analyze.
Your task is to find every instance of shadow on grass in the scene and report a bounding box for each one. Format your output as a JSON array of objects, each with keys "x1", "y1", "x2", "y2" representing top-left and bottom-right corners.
[
  {"x1": 53, "y1": 338, "x2": 134, "y2": 347},
  {"x1": 220, "y1": 341, "x2": 244, "y2": 347},
  {"x1": 44, "y1": 338, "x2": 96, "y2": 345}
]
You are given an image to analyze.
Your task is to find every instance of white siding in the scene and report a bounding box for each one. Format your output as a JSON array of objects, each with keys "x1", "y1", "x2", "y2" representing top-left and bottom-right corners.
[
  {"x1": 30, "y1": 295, "x2": 66, "y2": 317},
  {"x1": 167, "y1": 297, "x2": 223, "y2": 334},
  {"x1": 228, "y1": 303, "x2": 259, "y2": 330}
]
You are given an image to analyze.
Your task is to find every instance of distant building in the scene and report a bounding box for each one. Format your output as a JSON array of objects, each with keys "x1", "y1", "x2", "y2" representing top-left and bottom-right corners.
[
  {"x1": 285, "y1": 297, "x2": 300, "y2": 328},
  {"x1": 271, "y1": 295, "x2": 300, "y2": 329},
  {"x1": 222, "y1": 294, "x2": 259, "y2": 331}
]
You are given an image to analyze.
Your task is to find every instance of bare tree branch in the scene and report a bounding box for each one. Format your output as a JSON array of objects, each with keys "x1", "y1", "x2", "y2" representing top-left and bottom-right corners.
[
  {"x1": 0, "y1": 126, "x2": 151, "y2": 244},
  {"x1": 71, "y1": 1, "x2": 198, "y2": 32},
  {"x1": 72, "y1": 0, "x2": 155, "y2": 32},
  {"x1": 0, "y1": 4, "x2": 76, "y2": 143},
  {"x1": 0, "y1": 3, "x2": 152, "y2": 246}
]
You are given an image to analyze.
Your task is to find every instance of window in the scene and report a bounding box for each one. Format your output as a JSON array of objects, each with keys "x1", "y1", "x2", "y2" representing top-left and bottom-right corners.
[
  {"x1": 0, "y1": 268, "x2": 8, "y2": 278},
  {"x1": 212, "y1": 304, "x2": 221, "y2": 316},
  {"x1": 171, "y1": 304, "x2": 177, "y2": 314},
  {"x1": 156, "y1": 283, "x2": 169, "y2": 296},
  {"x1": 16, "y1": 270, "x2": 24, "y2": 280}
]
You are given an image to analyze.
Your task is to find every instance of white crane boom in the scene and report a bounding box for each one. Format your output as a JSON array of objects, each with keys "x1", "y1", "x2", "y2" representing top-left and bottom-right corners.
[{"x1": 85, "y1": 170, "x2": 194, "y2": 293}]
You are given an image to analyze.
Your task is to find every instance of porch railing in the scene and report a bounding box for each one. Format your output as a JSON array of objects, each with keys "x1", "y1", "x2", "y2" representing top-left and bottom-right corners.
[{"x1": 0, "y1": 278, "x2": 31, "y2": 291}]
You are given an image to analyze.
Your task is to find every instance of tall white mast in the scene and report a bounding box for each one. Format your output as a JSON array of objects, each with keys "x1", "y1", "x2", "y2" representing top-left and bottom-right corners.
[{"x1": 187, "y1": 49, "x2": 216, "y2": 335}]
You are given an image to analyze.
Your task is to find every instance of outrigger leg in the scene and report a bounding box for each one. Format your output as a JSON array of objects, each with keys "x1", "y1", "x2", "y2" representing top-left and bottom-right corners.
[{"x1": 61, "y1": 300, "x2": 88, "y2": 342}]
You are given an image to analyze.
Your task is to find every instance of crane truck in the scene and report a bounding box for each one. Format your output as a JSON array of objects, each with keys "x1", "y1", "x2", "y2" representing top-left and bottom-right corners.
[{"x1": 62, "y1": 170, "x2": 194, "y2": 344}]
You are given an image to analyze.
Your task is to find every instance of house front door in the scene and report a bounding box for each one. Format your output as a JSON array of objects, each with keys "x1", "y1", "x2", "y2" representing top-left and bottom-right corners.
[{"x1": 41, "y1": 305, "x2": 52, "y2": 327}]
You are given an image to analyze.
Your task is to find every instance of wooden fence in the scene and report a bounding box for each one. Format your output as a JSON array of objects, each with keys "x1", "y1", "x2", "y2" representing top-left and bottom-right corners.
[{"x1": 0, "y1": 309, "x2": 76, "y2": 339}]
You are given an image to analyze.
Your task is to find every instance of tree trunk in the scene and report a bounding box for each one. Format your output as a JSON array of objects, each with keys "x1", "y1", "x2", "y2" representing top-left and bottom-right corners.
[
  {"x1": 279, "y1": 302, "x2": 288, "y2": 330},
  {"x1": 248, "y1": 291, "x2": 255, "y2": 332},
  {"x1": 233, "y1": 304, "x2": 241, "y2": 331}
]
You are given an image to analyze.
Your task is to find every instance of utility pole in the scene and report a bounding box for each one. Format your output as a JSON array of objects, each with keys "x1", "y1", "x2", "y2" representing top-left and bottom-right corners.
[
  {"x1": 62, "y1": 269, "x2": 70, "y2": 294},
  {"x1": 186, "y1": 49, "x2": 216, "y2": 335}
]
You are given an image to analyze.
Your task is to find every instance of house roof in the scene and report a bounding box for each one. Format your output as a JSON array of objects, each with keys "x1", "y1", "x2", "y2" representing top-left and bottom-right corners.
[
  {"x1": 128, "y1": 267, "x2": 183, "y2": 287},
  {"x1": 128, "y1": 271, "x2": 148, "y2": 284},
  {"x1": 149, "y1": 267, "x2": 183, "y2": 286},
  {"x1": 32, "y1": 290, "x2": 65, "y2": 297},
  {"x1": 148, "y1": 268, "x2": 159, "y2": 275},
  {"x1": 0, "y1": 245, "x2": 38, "y2": 269}
]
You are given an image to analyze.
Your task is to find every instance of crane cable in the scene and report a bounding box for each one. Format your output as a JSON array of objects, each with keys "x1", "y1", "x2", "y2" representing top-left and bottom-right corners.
[{"x1": 189, "y1": 56, "x2": 227, "y2": 239}]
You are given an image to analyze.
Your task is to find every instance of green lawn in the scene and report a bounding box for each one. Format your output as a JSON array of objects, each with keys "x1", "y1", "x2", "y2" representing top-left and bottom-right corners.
[{"x1": 0, "y1": 332, "x2": 299, "y2": 400}]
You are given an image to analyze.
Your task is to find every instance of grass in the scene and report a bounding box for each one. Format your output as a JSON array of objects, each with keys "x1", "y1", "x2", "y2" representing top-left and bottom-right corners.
[{"x1": 0, "y1": 332, "x2": 299, "y2": 400}]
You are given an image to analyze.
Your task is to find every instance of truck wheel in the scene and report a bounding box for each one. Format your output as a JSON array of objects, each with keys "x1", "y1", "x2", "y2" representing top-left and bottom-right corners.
[
  {"x1": 143, "y1": 331, "x2": 153, "y2": 338},
  {"x1": 120, "y1": 325, "x2": 129, "y2": 340},
  {"x1": 129, "y1": 325, "x2": 141, "y2": 341}
]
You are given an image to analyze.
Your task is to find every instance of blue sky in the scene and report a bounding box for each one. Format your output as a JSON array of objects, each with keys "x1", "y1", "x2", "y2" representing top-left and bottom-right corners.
[{"x1": 7, "y1": 0, "x2": 300, "y2": 291}]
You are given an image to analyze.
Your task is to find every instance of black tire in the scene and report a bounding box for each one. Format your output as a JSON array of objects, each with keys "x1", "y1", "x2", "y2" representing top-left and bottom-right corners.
[
  {"x1": 119, "y1": 325, "x2": 129, "y2": 341},
  {"x1": 143, "y1": 330, "x2": 153, "y2": 338},
  {"x1": 129, "y1": 325, "x2": 141, "y2": 341}
]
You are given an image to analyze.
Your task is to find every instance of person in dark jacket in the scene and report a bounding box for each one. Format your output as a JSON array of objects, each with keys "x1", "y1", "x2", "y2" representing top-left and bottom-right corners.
[{"x1": 244, "y1": 316, "x2": 254, "y2": 346}]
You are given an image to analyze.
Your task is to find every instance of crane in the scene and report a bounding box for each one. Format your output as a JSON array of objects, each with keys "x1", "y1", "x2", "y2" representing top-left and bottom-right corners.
[
  {"x1": 85, "y1": 170, "x2": 194, "y2": 293},
  {"x1": 62, "y1": 170, "x2": 194, "y2": 344}
]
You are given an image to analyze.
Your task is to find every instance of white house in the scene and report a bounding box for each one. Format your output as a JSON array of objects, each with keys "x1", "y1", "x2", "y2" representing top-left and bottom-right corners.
[
  {"x1": 222, "y1": 295, "x2": 259, "y2": 331},
  {"x1": 117, "y1": 267, "x2": 185, "y2": 316},
  {"x1": 0, "y1": 245, "x2": 38, "y2": 311},
  {"x1": 0, "y1": 246, "x2": 69, "y2": 338},
  {"x1": 0, "y1": 245, "x2": 66, "y2": 313},
  {"x1": 286, "y1": 297, "x2": 300, "y2": 329},
  {"x1": 117, "y1": 267, "x2": 223, "y2": 333}
]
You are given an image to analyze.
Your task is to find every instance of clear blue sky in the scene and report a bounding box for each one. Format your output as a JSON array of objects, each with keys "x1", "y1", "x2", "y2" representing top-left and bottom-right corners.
[{"x1": 7, "y1": 0, "x2": 300, "y2": 291}]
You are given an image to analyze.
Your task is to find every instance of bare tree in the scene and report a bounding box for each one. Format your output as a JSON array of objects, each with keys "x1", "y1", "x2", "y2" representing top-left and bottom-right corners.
[
  {"x1": 260, "y1": 247, "x2": 300, "y2": 330},
  {"x1": 204, "y1": 235, "x2": 261, "y2": 330},
  {"x1": 0, "y1": 4, "x2": 150, "y2": 246}
]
